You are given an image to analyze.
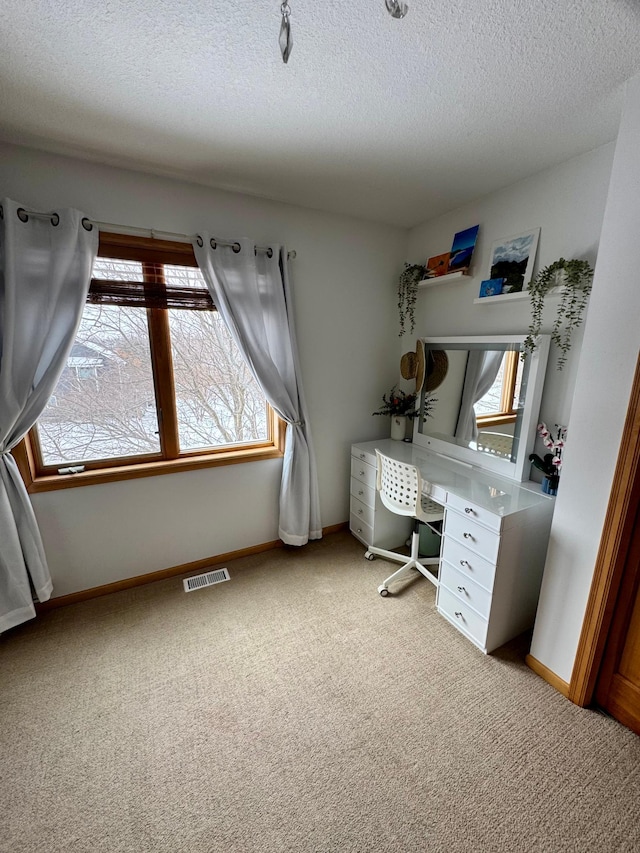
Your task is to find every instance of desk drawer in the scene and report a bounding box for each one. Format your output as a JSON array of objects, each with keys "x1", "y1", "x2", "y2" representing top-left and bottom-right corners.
[
  {"x1": 351, "y1": 457, "x2": 377, "y2": 490},
  {"x1": 441, "y1": 536, "x2": 496, "y2": 591},
  {"x1": 438, "y1": 586, "x2": 488, "y2": 648},
  {"x1": 350, "y1": 514, "x2": 373, "y2": 547},
  {"x1": 440, "y1": 561, "x2": 492, "y2": 619},
  {"x1": 446, "y1": 493, "x2": 502, "y2": 533},
  {"x1": 350, "y1": 495, "x2": 374, "y2": 530},
  {"x1": 444, "y1": 511, "x2": 500, "y2": 564},
  {"x1": 350, "y1": 479, "x2": 375, "y2": 509},
  {"x1": 352, "y1": 446, "x2": 377, "y2": 468}
]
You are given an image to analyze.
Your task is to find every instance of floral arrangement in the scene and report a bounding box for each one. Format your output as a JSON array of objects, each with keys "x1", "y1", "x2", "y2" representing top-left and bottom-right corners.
[
  {"x1": 529, "y1": 422, "x2": 566, "y2": 489},
  {"x1": 373, "y1": 386, "x2": 436, "y2": 420},
  {"x1": 373, "y1": 387, "x2": 418, "y2": 418}
]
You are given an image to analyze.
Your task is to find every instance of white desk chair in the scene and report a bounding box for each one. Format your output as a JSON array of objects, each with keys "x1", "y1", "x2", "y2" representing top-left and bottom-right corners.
[{"x1": 368, "y1": 449, "x2": 444, "y2": 597}]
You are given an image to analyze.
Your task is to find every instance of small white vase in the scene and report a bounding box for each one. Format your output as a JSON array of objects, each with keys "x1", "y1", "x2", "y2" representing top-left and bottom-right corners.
[{"x1": 390, "y1": 415, "x2": 407, "y2": 440}]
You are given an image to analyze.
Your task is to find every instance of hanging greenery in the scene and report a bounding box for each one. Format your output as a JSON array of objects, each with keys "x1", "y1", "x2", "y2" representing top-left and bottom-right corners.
[
  {"x1": 523, "y1": 258, "x2": 594, "y2": 370},
  {"x1": 397, "y1": 263, "x2": 425, "y2": 337}
]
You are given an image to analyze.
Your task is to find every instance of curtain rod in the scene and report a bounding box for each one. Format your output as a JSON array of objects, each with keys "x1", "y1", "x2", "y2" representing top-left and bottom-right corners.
[{"x1": 15, "y1": 208, "x2": 297, "y2": 260}]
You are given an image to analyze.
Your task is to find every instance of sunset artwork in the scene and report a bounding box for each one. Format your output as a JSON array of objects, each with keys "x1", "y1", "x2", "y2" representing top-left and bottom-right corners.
[{"x1": 425, "y1": 252, "x2": 451, "y2": 278}]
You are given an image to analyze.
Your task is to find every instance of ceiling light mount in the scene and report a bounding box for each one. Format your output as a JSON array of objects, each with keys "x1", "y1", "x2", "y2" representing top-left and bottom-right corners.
[{"x1": 279, "y1": 0, "x2": 407, "y2": 64}]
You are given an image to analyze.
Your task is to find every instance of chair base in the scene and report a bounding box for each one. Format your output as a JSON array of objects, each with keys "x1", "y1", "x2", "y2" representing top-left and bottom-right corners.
[
  {"x1": 364, "y1": 545, "x2": 436, "y2": 567},
  {"x1": 370, "y1": 528, "x2": 440, "y2": 596}
]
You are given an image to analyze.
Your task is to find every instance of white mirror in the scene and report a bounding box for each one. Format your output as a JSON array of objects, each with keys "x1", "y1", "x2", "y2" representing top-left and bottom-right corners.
[{"x1": 412, "y1": 334, "x2": 550, "y2": 481}]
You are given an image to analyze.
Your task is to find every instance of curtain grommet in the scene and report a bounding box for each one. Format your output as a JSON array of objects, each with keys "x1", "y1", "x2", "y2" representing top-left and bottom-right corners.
[
  {"x1": 50, "y1": 213, "x2": 60, "y2": 227},
  {"x1": 17, "y1": 208, "x2": 29, "y2": 223},
  {"x1": 210, "y1": 238, "x2": 217, "y2": 250},
  {"x1": 232, "y1": 242, "x2": 241, "y2": 254},
  {"x1": 196, "y1": 235, "x2": 204, "y2": 248},
  {"x1": 82, "y1": 218, "x2": 93, "y2": 231}
]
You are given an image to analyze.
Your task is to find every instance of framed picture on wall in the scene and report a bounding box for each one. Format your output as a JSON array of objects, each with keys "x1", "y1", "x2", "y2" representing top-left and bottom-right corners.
[
  {"x1": 487, "y1": 228, "x2": 540, "y2": 293},
  {"x1": 447, "y1": 224, "x2": 480, "y2": 272},
  {"x1": 478, "y1": 277, "x2": 505, "y2": 298}
]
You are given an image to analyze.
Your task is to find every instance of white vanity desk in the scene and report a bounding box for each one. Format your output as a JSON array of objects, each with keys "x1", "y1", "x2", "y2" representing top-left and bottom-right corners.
[{"x1": 350, "y1": 438, "x2": 554, "y2": 654}]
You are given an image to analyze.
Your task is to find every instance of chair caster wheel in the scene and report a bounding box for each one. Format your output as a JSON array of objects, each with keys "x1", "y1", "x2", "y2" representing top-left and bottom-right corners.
[
  {"x1": 365, "y1": 551, "x2": 375, "y2": 561},
  {"x1": 378, "y1": 585, "x2": 389, "y2": 597}
]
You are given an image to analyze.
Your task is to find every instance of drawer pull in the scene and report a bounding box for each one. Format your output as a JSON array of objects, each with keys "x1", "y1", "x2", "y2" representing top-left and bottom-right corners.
[
  {"x1": 356, "y1": 527, "x2": 363, "y2": 534},
  {"x1": 464, "y1": 507, "x2": 474, "y2": 514},
  {"x1": 463, "y1": 532, "x2": 474, "y2": 540},
  {"x1": 359, "y1": 470, "x2": 366, "y2": 476},
  {"x1": 457, "y1": 586, "x2": 467, "y2": 593},
  {"x1": 454, "y1": 611, "x2": 464, "y2": 619},
  {"x1": 359, "y1": 453, "x2": 366, "y2": 459},
  {"x1": 358, "y1": 489, "x2": 364, "y2": 496},
  {"x1": 460, "y1": 559, "x2": 470, "y2": 567},
  {"x1": 357, "y1": 509, "x2": 363, "y2": 515}
]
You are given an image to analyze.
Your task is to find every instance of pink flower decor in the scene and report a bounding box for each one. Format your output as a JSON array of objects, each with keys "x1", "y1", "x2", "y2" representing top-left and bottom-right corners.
[{"x1": 537, "y1": 422, "x2": 567, "y2": 474}]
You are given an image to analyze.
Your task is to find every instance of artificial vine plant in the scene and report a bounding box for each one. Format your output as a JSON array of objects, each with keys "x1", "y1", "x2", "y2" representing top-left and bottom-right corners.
[
  {"x1": 523, "y1": 258, "x2": 594, "y2": 370},
  {"x1": 397, "y1": 263, "x2": 425, "y2": 336}
]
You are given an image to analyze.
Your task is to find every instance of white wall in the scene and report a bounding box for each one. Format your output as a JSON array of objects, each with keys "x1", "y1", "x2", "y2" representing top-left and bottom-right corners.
[
  {"x1": 0, "y1": 143, "x2": 406, "y2": 596},
  {"x1": 405, "y1": 140, "x2": 618, "y2": 683},
  {"x1": 530, "y1": 74, "x2": 640, "y2": 682}
]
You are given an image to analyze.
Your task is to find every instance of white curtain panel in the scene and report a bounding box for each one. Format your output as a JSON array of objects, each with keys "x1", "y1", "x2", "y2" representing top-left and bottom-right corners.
[
  {"x1": 0, "y1": 199, "x2": 98, "y2": 632},
  {"x1": 454, "y1": 350, "x2": 505, "y2": 443},
  {"x1": 193, "y1": 237, "x2": 321, "y2": 545}
]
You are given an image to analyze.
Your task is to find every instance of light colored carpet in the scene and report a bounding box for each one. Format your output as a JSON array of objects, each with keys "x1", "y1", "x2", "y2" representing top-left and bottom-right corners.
[{"x1": 1, "y1": 530, "x2": 639, "y2": 853}]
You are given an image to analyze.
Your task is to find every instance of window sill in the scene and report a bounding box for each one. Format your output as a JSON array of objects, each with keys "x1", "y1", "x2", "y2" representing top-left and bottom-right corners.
[
  {"x1": 25, "y1": 444, "x2": 284, "y2": 493},
  {"x1": 476, "y1": 414, "x2": 517, "y2": 428}
]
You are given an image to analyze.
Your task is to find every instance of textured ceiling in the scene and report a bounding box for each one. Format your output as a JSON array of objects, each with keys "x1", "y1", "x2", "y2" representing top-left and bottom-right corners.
[{"x1": 1, "y1": 0, "x2": 640, "y2": 227}]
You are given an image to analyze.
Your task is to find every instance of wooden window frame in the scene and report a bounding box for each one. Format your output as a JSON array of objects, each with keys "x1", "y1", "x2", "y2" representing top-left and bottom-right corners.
[
  {"x1": 17, "y1": 232, "x2": 284, "y2": 493},
  {"x1": 476, "y1": 350, "x2": 519, "y2": 429}
]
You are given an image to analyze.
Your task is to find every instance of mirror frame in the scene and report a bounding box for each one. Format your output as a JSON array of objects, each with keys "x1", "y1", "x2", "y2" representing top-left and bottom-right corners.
[{"x1": 412, "y1": 334, "x2": 550, "y2": 481}]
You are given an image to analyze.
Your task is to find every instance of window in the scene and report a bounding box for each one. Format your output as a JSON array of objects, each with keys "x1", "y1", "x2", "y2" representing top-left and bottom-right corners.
[
  {"x1": 18, "y1": 233, "x2": 283, "y2": 491},
  {"x1": 475, "y1": 350, "x2": 522, "y2": 427}
]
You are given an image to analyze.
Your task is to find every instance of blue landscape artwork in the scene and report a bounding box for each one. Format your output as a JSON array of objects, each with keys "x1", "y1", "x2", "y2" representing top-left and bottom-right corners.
[
  {"x1": 478, "y1": 278, "x2": 505, "y2": 298},
  {"x1": 448, "y1": 224, "x2": 480, "y2": 272}
]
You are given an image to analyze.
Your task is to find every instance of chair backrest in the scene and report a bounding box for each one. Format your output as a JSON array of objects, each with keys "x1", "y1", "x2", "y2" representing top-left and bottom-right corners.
[{"x1": 375, "y1": 450, "x2": 423, "y2": 519}]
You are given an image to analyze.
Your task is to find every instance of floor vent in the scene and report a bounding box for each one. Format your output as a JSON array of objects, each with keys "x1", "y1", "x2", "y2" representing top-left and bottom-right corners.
[{"x1": 183, "y1": 568, "x2": 230, "y2": 592}]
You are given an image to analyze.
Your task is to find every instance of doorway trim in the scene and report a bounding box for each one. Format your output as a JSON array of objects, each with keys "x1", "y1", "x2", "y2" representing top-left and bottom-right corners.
[{"x1": 569, "y1": 352, "x2": 640, "y2": 706}]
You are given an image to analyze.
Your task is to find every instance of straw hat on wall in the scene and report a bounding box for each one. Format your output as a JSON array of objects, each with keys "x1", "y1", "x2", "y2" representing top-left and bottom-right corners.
[{"x1": 401, "y1": 340, "x2": 448, "y2": 394}]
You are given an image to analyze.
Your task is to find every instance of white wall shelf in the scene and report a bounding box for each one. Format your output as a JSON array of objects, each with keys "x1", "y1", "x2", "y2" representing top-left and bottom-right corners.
[
  {"x1": 474, "y1": 291, "x2": 529, "y2": 305},
  {"x1": 473, "y1": 287, "x2": 565, "y2": 305},
  {"x1": 417, "y1": 270, "x2": 471, "y2": 289}
]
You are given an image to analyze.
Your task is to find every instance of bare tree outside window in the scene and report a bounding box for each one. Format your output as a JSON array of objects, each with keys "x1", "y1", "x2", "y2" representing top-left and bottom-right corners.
[
  {"x1": 169, "y1": 309, "x2": 267, "y2": 450},
  {"x1": 165, "y1": 265, "x2": 267, "y2": 451}
]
